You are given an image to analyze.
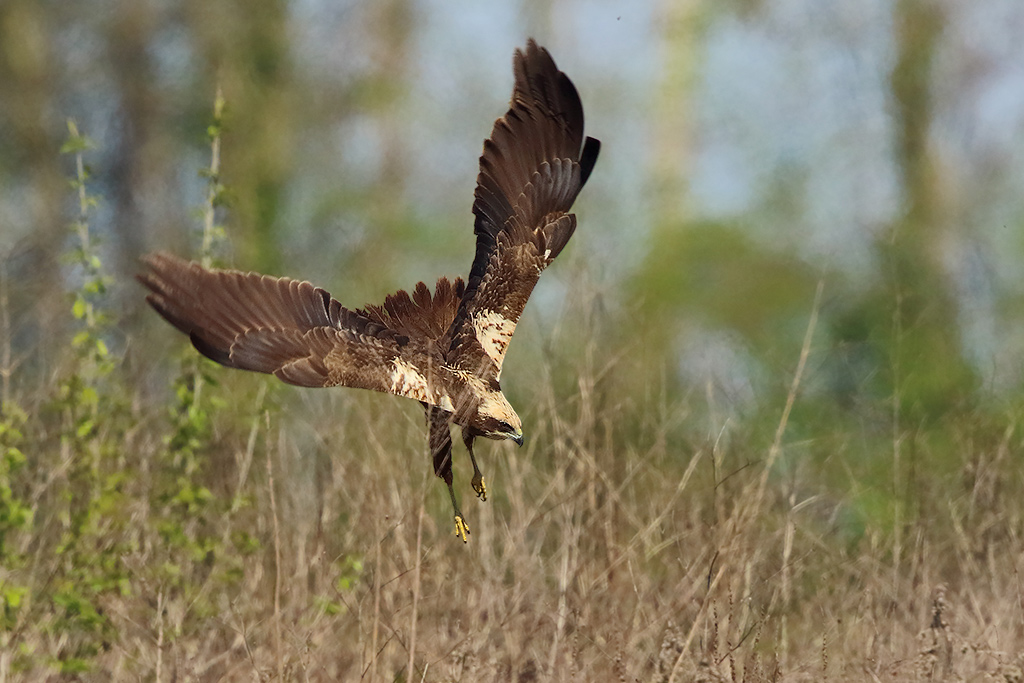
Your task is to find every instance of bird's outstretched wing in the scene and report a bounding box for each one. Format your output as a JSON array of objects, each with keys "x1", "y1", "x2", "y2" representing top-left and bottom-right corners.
[
  {"x1": 447, "y1": 39, "x2": 600, "y2": 379},
  {"x1": 138, "y1": 252, "x2": 456, "y2": 409}
]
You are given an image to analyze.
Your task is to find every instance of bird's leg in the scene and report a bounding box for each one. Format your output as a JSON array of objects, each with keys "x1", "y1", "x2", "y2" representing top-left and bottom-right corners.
[
  {"x1": 437, "y1": 463, "x2": 469, "y2": 543},
  {"x1": 445, "y1": 475, "x2": 470, "y2": 543},
  {"x1": 430, "y1": 413, "x2": 469, "y2": 542},
  {"x1": 426, "y1": 405, "x2": 470, "y2": 542},
  {"x1": 462, "y1": 432, "x2": 486, "y2": 501}
]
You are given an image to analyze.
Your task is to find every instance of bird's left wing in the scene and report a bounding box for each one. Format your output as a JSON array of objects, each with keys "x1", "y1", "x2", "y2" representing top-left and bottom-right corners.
[
  {"x1": 138, "y1": 252, "x2": 455, "y2": 409},
  {"x1": 447, "y1": 40, "x2": 600, "y2": 379}
]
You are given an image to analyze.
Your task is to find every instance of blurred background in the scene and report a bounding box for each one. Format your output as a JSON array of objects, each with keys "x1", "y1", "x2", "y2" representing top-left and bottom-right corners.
[
  {"x1": 4, "y1": 0, "x2": 1024, "y2": 413},
  {"x1": 4, "y1": 0, "x2": 1024, "y2": 678}
]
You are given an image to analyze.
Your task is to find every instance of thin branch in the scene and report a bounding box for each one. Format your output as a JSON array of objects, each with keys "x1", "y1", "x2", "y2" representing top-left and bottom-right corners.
[{"x1": 266, "y1": 411, "x2": 285, "y2": 681}]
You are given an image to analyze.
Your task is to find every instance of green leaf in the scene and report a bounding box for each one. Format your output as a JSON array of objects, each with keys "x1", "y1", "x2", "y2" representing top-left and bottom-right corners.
[
  {"x1": 3, "y1": 584, "x2": 28, "y2": 609},
  {"x1": 76, "y1": 420, "x2": 94, "y2": 439},
  {"x1": 60, "y1": 138, "x2": 94, "y2": 155},
  {"x1": 72, "y1": 298, "x2": 87, "y2": 320},
  {"x1": 5, "y1": 446, "x2": 26, "y2": 468},
  {"x1": 80, "y1": 386, "x2": 98, "y2": 405},
  {"x1": 11, "y1": 504, "x2": 33, "y2": 528},
  {"x1": 59, "y1": 657, "x2": 92, "y2": 674},
  {"x1": 314, "y1": 596, "x2": 343, "y2": 616}
]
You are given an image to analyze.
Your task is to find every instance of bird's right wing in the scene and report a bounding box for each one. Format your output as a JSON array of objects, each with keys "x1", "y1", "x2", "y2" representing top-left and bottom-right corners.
[
  {"x1": 138, "y1": 252, "x2": 455, "y2": 409},
  {"x1": 446, "y1": 40, "x2": 600, "y2": 380}
]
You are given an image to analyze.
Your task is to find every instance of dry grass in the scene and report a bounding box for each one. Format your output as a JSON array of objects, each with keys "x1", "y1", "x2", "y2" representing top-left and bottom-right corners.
[
  {"x1": 4, "y1": 288, "x2": 1024, "y2": 682},
  {"x1": 42, "y1": 403, "x2": 1024, "y2": 677}
]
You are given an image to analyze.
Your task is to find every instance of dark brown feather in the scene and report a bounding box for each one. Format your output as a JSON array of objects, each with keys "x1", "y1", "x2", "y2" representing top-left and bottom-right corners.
[
  {"x1": 359, "y1": 277, "x2": 465, "y2": 343},
  {"x1": 448, "y1": 40, "x2": 600, "y2": 377},
  {"x1": 427, "y1": 405, "x2": 455, "y2": 482},
  {"x1": 137, "y1": 253, "x2": 453, "y2": 404}
]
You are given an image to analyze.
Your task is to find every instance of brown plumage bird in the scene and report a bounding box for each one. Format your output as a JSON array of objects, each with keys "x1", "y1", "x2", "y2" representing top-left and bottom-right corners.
[{"x1": 138, "y1": 40, "x2": 600, "y2": 541}]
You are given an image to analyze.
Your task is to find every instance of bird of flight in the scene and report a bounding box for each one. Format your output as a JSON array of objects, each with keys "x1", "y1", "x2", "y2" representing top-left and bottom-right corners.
[{"x1": 138, "y1": 40, "x2": 600, "y2": 542}]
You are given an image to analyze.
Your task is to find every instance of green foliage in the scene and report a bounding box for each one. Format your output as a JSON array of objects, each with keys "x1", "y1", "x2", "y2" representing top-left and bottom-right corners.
[
  {"x1": 313, "y1": 555, "x2": 364, "y2": 617},
  {"x1": 0, "y1": 403, "x2": 31, "y2": 643},
  {"x1": 0, "y1": 98, "x2": 261, "y2": 679},
  {"x1": 58, "y1": 121, "x2": 94, "y2": 156},
  {"x1": 149, "y1": 358, "x2": 225, "y2": 587},
  {"x1": 13, "y1": 120, "x2": 135, "y2": 675},
  {"x1": 123, "y1": 92, "x2": 258, "y2": 663},
  {"x1": 632, "y1": 206, "x2": 995, "y2": 539},
  {"x1": 198, "y1": 86, "x2": 230, "y2": 265},
  {"x1": 635, "y1": 219, "x2": 820, "y2": 349},
  {"x1": 0, "y1": 403, "x2": 30, "y2": 557}
]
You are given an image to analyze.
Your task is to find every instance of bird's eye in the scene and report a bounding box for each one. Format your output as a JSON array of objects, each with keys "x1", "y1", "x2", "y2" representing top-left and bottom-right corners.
[{"x1": 497, "y1": 420, "x2": 512, "y2": 432}]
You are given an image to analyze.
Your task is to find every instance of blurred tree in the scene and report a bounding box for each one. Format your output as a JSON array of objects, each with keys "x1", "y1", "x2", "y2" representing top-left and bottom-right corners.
[
  {"x1": 357, "y1": 0, "x2": 414, "y2": 292},
  {"x1": 106, "y1": 0, "x2": 159, "y2": 277},
  {"x1": 832, "y1": 0, "x2": 976, "y2": 420},
  {"x1": 185, "y1": 0, "x2": 294, "y2": 272},
  {"x1": 627, "y1": 0, "x2": 702, "y2": 385},
  {"x1": 634, "y1": 0, "x2": 821, "y2": 396},
  {"x1": 651, "y1": 0, "x2": 703, "y2": 225},
  {"x1": 0, "y1": 0, "x2": 65, "y2": 363},
  {"x1": 638, "y1": 0, "x2": 978, "y2": 423}
]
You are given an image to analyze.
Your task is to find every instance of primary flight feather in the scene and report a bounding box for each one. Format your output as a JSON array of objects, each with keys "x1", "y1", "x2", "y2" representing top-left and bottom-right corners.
[{"x1": 139, "y1": 40, "x2": 600, "y2": 541}]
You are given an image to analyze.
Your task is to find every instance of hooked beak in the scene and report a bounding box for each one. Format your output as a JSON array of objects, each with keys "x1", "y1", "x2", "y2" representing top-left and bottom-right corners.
[{"x1": 511, "y1": 430, "x2": 524, "y2": 447}]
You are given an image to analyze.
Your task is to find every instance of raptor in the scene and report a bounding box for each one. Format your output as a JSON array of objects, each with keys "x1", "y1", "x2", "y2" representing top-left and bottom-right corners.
[{"x1": 139, "y1": 40, "x2": 600, "y2": 541}]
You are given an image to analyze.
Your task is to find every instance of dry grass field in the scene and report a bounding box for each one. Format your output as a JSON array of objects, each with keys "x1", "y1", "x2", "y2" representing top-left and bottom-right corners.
[{"x1": 3, "y1": 281, "x2": 1024, "y2": 681}]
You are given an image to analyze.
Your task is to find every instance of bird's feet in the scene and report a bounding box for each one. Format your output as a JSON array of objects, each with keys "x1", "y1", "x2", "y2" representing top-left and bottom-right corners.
[
  {"x1": 454, "y1": 514, "x2": 471, "y2": 543},
  {"x1": 464, "y1": 435, "x2": 487, "y2": 502},
  {"x1": 472, "y1": 473, "x2": 487, "y2": 501}
]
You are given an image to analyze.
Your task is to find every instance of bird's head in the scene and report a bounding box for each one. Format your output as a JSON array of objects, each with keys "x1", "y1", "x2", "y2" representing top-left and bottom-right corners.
[{"x1": 475, "y1": 390, "x2": 524, "y2": 446}]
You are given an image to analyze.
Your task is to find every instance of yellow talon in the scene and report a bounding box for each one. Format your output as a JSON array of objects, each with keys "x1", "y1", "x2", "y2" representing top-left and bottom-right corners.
[
  {"x1": 454, "y1": 515, "x2": 471, "y2": 543},
  {"x1": 472, "y1": 476, "x2": 487, "y2": 501}
]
